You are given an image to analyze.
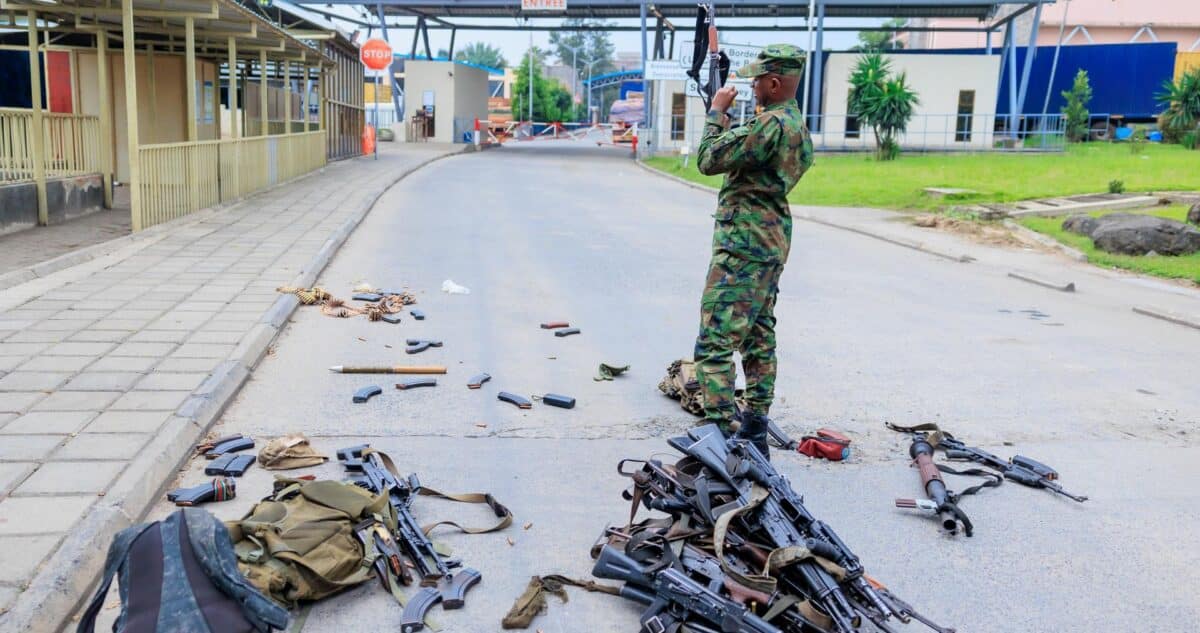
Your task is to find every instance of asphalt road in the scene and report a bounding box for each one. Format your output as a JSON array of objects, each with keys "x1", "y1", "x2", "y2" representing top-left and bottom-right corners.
[{"x1": 135, "y1": 141, "x2": 1200, "y2": 633}]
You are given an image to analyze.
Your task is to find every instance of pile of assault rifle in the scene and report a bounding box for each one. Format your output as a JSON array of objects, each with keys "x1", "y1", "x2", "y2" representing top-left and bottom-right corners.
[
  {"x1": 583, "y1": 424, "x2": 954, "y2": 633},
  {"x1": 563, "y1": 421, "x2": 1088, "y2": 633}
]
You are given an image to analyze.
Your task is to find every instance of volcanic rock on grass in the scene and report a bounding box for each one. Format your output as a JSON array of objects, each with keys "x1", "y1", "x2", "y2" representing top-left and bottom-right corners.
[
  {"x1": 1090, "y1": 215, "x2": 1200, "y2": 256},
  {"x1": 1188, "y1": 203, "x2": 1200, "y2": 226}
]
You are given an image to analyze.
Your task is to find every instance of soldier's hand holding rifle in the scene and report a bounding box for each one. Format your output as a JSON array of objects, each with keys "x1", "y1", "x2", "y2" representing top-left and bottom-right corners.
[{"x1": 710, "y1": 85, "x2": 739, "y2": 114}]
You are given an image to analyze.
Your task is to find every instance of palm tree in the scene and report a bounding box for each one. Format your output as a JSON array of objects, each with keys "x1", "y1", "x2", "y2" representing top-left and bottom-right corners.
[
  {"x1": 454, "y1": 42, "x2": 508, "y2": 69},
  {"x1": 1157, "y1": 68, "x2": 1200, "y2": 147},
  {"x1": 848, "y1": 53, "x2": 920, "y2": 160}
]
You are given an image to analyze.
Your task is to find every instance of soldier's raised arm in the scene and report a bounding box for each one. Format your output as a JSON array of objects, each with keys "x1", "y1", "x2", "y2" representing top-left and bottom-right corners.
[{"x1": 697, "y1": 112, "x2": 780, "y2": 176}]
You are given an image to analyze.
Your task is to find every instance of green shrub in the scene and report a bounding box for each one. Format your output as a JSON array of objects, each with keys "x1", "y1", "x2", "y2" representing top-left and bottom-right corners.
[
  {"x1": 1108, "y1": 179, "x2": 1125, "y2": 194},
  {"x1": 1129, "y1": 128, "x2": 1147, "y2": 154},
  {"x1": 1062, "y1": 70, "x2": 1092, "y2": 143}
]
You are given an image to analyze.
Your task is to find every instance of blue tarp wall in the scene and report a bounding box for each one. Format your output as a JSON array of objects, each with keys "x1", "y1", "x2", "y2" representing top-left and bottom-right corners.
[{"x1": 892, "y1": 42, "x2": 1177, "y2": 120}]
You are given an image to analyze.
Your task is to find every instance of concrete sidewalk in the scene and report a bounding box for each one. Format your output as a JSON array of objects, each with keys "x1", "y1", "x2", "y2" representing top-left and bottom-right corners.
[{"x1": 0, "y1": 142, "x2": 462, "y2": 632}]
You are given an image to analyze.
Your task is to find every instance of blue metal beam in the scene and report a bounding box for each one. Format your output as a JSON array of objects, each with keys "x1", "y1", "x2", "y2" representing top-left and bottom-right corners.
[
  {"x1": 810, "y1": 0, "x2": 825, "y2": 132},
  {"x1": 1014, "y1": 1, "x2": 1043, "y2": 126}
]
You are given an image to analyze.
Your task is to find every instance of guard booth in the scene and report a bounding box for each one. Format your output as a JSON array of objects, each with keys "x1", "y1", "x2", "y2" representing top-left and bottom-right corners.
[
  {"x1": 0, "y1": 0, "x2": 337, "y2": 233},
  {"x1": 401, "y1": 60, "x2": 488, "y2": 143}
]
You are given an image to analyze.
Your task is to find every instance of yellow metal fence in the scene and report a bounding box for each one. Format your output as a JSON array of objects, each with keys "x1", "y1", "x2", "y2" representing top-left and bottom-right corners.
[
  {"x1": 0, "y1": 109, "x2": 102, "y2": 184},
  {"x1": 137, "y1": 131, "x2": 326, "y2": 229}
]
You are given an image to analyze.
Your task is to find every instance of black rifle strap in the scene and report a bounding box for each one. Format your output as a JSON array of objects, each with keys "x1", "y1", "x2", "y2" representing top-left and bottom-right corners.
[
  {"x1": 937, "y1": 463, "x2": 1003, "y2": 498},
  {"x1": 934, "y1": 463, "x2": 1003, "y2": 537},
  {"x1": 688, "y1": 7, "x2": 707, "y2": 82}
]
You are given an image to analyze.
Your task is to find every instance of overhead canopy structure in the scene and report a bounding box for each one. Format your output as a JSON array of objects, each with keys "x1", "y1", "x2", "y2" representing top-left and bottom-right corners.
[
  {"x1": 0, "y1": 0, "x2": 331, "y2": 61},
  {"x1": 321, "y1": 0, "x2": 1040, "y2": 21}
]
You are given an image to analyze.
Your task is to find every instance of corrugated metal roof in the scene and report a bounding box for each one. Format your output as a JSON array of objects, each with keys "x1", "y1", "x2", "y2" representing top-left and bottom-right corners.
[
  {"x1": 365, "y1": 0, "x2": 1049, "y2": 21},
  {"x1": 2, "y1": 0, "x2": 331, "y2": 63}
]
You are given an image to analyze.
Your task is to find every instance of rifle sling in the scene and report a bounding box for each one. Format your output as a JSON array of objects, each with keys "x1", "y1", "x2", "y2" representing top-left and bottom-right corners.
[
  {"x1": 501, "y1": 574, "x2": 621, "y2": 629},
  {"x1": 712, "y1": 484, "x2": 777, "y2": 595},
  {"x1": 362, "y1": 448, "x2": 513, "y2": 535},
  {"x1": 937, "y1": 463, "x2": 1003, "y2": 498}
]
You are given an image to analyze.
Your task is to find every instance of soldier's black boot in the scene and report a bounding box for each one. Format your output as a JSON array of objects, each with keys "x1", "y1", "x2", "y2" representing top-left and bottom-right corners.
[{"x1": 734, "y1": 411, "x2": 771, "y2": 461}]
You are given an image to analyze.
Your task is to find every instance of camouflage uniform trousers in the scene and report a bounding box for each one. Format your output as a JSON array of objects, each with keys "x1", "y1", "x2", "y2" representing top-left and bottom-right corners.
[{"x1": 693, "y1": 251, "x2": 783, "y2": 429}]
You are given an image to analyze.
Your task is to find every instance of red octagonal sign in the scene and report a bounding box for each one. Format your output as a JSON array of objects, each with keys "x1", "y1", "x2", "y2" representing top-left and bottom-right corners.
[{"x1": 360, "y1": 38, "x2": 393, "y2": 71}]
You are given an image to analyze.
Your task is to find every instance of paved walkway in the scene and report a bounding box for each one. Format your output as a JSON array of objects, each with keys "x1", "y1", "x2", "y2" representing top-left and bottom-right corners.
[
  {"x1": 0, "y1": 206, "x2": 132, "y2": 276},
  {"x1": 0, "y1": 142, "x2": 460, "y2": 631}
]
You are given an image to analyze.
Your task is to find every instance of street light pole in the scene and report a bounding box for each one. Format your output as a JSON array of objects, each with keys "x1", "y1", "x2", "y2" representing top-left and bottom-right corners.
[
  {"x1": 528, "y1": 30, "x2": 534, "y2": 122},
  {"x1": 563, "y1": 43, "x2": 585, "y2": 121}
]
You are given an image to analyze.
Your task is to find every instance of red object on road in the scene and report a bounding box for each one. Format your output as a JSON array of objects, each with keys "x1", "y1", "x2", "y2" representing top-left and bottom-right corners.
[
  {"x1": 797, "y1": 428, "x2": 852, "y2": 461},
  {"x1": 359, "y1": 38, "x2": 393, "y2": 71},
  {"x1": 362, "y1": 124, "x2": 376, "y2": 155}
]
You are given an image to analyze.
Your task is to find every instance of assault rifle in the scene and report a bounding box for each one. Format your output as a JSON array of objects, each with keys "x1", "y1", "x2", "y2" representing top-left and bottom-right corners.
[
  {"x1": 337, "y1": 445, "x2": 482, "y2": 633},
  {"x1": 886, "y1": 423, "x2": 1088, "y2": 504},
  {"x1": 688, "y1": 3, "x2": 730, "y2": 111},
  {"x1": 938, "y1": 435, "x2": 1088, "y2": 503},
  {"x1": 592, "y1": 543, "x2": 782, "y2": 633},
  {"x1": 670, "y1": 425, "x2": 954, "y2": 633}
]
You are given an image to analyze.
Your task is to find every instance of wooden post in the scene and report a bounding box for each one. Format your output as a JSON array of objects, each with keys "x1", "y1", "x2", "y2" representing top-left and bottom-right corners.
[
  {"x1": 228, "y1": 37, "x2": 238, "y2": 139},
  {"x1": 97, "y1": 30, "x2": 113, "y2": 208},
  {"x1": 282, "y1": 58, "x2": 290, "y2": 134},
  {"x1": 185, "y1": 18, "x2": 197, "y2": 142},
  {"x1": 302, "y1": 64, "x2": 311, "y2": 132},
  {"x1": 185, "y1": 17, "x2": 198, "y2": 213},
  {"x1": 121, "y1": 0, "x2": 141, "y2": 230},
  {"x1": 259, "y1": 50, "x2": 268, "y2": 136},
  {"x1": 26, "y1": 11, "x2": 48, "y2": 225}
]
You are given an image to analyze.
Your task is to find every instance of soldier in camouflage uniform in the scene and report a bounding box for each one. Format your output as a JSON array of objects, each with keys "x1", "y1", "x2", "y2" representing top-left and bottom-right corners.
[{"x1": 693, "y1": 44, "x2": 814, "y2": 457}]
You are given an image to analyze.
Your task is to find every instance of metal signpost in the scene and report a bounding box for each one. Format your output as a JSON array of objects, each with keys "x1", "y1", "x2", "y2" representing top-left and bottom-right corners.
[{"x1": 360, "y1": 37, "x2": 393, "y2": 159}]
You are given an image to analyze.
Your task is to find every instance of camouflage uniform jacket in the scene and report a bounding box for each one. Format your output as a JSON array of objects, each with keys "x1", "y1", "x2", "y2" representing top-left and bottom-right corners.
[{"x1": 697, "y1": 98, "x2": 814, "y2": 264}]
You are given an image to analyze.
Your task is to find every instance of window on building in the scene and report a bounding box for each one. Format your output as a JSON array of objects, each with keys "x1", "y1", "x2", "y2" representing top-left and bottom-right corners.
[
  {"x1": 955, "y1": 90, "x2": 975, "y2": 142},
  {"x1": 671, "y1": 92, "x2": 686, "y2": 141},
  {"x1": 845, "y1": 96, "x2": 860, "y2": 139}
]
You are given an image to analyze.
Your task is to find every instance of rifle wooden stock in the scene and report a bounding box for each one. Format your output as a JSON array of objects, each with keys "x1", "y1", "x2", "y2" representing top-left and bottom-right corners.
[{"x1": 724, "y1": 576, "x2": 771, "y2": 606}]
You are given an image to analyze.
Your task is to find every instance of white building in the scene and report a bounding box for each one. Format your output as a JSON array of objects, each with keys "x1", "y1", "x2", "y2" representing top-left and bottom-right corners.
[
  {"x1": 647, "y1": 52, "x2": 1001, "y2": 155},
  {"x1": 401, "y1": 61, "x2": 490, "y2": 143},
  {"x1": 817, "y1": 52, "x2": 1001, "y2": 150}
]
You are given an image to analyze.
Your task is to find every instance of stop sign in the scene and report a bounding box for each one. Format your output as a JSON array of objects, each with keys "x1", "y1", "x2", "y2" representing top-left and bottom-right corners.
[{"x1": 360, "y1": 38, "x2": 393, "y2": 71}]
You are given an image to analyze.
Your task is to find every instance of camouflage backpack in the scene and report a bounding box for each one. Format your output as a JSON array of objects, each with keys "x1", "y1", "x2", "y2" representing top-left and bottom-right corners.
[
  {"x1": 658, "y1": 359, "x2": 705, "y2": 416},
  {"x1": 224, "y1": 478, "x2": 397, "y2": 607},
  {"x1": 657, "y1": 359, "x2": 746, "y2": 418},
  {"x1": 77, "y1": 508, "x2": 288, "y2": 633}
]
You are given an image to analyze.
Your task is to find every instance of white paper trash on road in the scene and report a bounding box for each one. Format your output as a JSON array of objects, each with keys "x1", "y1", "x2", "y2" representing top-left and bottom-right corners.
[{"x1": 442, "y1": 279, "x2": 471, "y2": 295}]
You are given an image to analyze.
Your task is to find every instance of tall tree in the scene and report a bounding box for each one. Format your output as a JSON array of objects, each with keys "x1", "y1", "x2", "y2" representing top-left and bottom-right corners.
[
  {"x1": 854, "y1": 19, "x2": 907, "y2": 52},
  {"x1": 512, "y1": 48, "x2": 574, "y2": 122},
  {"x1": 454, "y1": 42, "x2": 508, "y2": 69},
  {"x1": 549, "y1": 19, "x2": 617, "y2": 78}
]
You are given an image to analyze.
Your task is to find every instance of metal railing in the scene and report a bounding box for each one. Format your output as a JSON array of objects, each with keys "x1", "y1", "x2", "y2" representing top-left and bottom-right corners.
[
  {"x1": 138, "y1": 130, "x2": 325, "y2": 230},
  {"x1": 648, "y1": 112, "x2": 1086, "y2": 154},
  {"x1": 1, "y1": 109, "x2": 102, "y2": 184}
]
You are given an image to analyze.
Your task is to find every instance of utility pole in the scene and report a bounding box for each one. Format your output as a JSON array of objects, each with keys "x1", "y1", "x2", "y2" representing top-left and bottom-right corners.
[
  {"x1": 528, "y1": 30, "x2": 534, "y2": 122},
  {"x1": 564, "y1": 43, "x2": 584, "y2": 121}
]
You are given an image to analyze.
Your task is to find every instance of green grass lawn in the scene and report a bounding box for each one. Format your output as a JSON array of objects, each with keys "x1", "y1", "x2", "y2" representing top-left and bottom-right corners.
[
  {"x1": 645, "y1": 143, "x2": 1200, "y2": 211},
  {"x1": 1017, "y1": 206, "x2": 1200, "y2": 284}
]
